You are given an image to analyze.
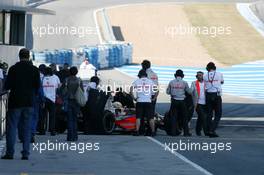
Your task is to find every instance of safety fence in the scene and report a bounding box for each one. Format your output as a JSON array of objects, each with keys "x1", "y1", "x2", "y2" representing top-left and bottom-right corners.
[
  {"x1": 32, "y1": 43, "x2": 133, "y2": 69},
  {"x1": 0, "y1": 91, "x2": 8, "y2": 140}
]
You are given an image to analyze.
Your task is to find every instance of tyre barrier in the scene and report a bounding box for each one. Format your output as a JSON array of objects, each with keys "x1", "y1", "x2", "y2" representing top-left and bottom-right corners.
[{"x1": 32, "y1": 43, "x2": 133, "y2": 69}]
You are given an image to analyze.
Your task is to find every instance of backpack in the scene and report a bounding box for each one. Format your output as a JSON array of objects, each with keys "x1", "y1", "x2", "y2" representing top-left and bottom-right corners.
[{"x1": 75, "y1": 79, "x2": 86, "y2": 107}]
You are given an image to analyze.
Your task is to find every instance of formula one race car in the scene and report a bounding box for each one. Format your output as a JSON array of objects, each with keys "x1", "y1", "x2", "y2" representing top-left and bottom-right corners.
[
  {"x1": 100, "y1": 92, "x2": 194, "y2": 136},
  {"x1": 101, "y1": 101, "x2": 164, "y2": 135},
  {"x1": 55, "y1": 88, "x2": 192, "y2": 136},
  {"x1": 54, "y1": 88, "x2": 164, "y2": 135}
]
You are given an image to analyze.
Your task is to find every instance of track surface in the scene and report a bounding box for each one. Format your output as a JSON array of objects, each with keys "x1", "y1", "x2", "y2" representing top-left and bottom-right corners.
[
  {"x1": 100, "y1": 69, "x2": 264, "y2": 175},
  {"x1": 28, "y1": 0, "x2": 256, "y2": 50},
  {"x1": 20, "y1": 1, "x2": 264, "y2": 175}
]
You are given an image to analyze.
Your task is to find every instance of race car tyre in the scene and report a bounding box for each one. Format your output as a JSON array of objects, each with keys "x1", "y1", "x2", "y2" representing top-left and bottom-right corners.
[{"x1": 102, "y1": 111, "x2": 116, "y2": 134}]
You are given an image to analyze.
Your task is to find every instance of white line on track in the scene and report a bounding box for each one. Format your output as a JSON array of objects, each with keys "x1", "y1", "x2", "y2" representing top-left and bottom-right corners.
[
  {"x1": 220, "y1": 117, "x2": 264, "y2": 122},
  {"x1": 114, "y1": 68, "x2": 137, "y2": 78},
  {"x1": 147, "y1": 136, "x2": 213, "y2": 175},
  {"x1": 220, "y1": 124, "x2": 264, "y2": 128}
]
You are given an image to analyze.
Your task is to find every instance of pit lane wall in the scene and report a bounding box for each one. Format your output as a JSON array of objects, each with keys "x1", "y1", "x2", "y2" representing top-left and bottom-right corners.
[{"x1": 32, "y1": 43, "x2": 133, "y2": 69}]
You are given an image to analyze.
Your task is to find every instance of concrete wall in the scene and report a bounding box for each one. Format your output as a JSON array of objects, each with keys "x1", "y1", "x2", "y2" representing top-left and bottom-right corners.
[{"x1": 0, "y1": 0, "x2": 26, "y2": 7}]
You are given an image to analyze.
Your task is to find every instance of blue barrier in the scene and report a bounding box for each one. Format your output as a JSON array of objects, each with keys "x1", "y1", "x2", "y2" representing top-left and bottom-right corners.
[
  {"x1": 33, "y1": 52, "x2": 47, "y2": 63},
  {"x1": 67, "y1": 50, "x2": 73, "y2": 65},
  {"x1": 32, "y1": 43, "x2": 133, "y2": 69}
]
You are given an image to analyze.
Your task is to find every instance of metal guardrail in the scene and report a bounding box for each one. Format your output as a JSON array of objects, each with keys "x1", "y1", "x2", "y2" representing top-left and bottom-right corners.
[{"x1": 0, "y1": 91, "x2": 8, "y2": 140}]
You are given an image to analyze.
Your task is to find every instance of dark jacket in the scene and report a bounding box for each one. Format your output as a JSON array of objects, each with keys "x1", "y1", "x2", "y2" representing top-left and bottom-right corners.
[
  {"x1": 58, "y1": 69, "x2": 70, "y2": 84},
  {"x1": 64, "y1": 76, "x2": 84, "y2": 100},
  {"x1": 86, "y1": 89, "x2": 108, "y2": 118},
  {"x1": 5, "y1": 61, "x2": 40, "y2": 109}
]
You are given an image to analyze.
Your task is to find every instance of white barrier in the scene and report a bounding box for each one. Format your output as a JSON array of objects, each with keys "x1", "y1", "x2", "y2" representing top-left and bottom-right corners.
[{"x1": 237, "y1": 3, "x2": 264, "y2": 37}]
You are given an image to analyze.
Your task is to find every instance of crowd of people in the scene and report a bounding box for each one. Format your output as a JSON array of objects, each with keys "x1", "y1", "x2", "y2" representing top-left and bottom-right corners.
[
  {"x1": 1, "y1": 48, "x2": 90, "y2": 160},
  {"x1": 1, "y1": 48, "x2": 224, "y2": 160},
  {"x1": 130, "y1": 60, "x2": 224, "y2": 138}
]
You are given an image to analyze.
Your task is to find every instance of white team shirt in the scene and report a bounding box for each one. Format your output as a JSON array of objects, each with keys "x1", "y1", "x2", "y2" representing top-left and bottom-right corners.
[
  {"x1": 146, "y1": 68, "x2": 159, "y2": 96},
  {"x1": 78, "y1": 60, "x2": 96, "y2": 80},
  {"x1": 198, "y1": 82, "x2": 206, "y2": 105},
  {"x1": 132, "y1": 77, "x2": 155, "y2": 103},
  {"x1": 146, "y1": 68, "x2": 158, "y2": 85},
  {"x1": 204, "y1": 71, "x2": 224, "y2": 94},
  {"x1": 42, "y1": 75, "x2": 61, "y2": 103}
]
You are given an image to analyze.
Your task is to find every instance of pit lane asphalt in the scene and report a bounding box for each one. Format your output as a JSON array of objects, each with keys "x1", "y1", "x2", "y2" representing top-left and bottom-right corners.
[
  {"x1": 155, "y1": 121, "x2": 264, "y2": 175},
  {"x1": 0, "y1": 69, "x2": 263, "y2": 175},
  {"x1": 0, "y1": 135, "x2": 209, "y2": 175},
  {"x1": 99, "y1": 69, "x2": 264, "y2": 175},
  {"x1": 24, "y1": 1, "x2": 264, "y2": 174}
]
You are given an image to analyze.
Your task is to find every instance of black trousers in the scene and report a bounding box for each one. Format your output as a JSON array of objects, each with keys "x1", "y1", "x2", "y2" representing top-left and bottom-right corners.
[
  {"x1": 136, "y1": 102, "x2": 152, "y2": 120},
  {"x1": 151, "y1": 96, "x2": 157, "y2": 118},
  {"x1": 170, "y1": 99, "x2": 189, "y2": 135},
  {"x1": 206, "y1": 92, "x2": 222, "y2": 133},
  {"x1": 136, "y1": 102, "x2": 152, "y2": 134},
  {"x1": 82, "y1": 103, "x2": 98, "y2": 134},
  {"x1": 196, "y1": 104, "x2": 208, "y2": 134},
  {"x1": 39, "y1": 98, "x2": 56, "y2": 134}
]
